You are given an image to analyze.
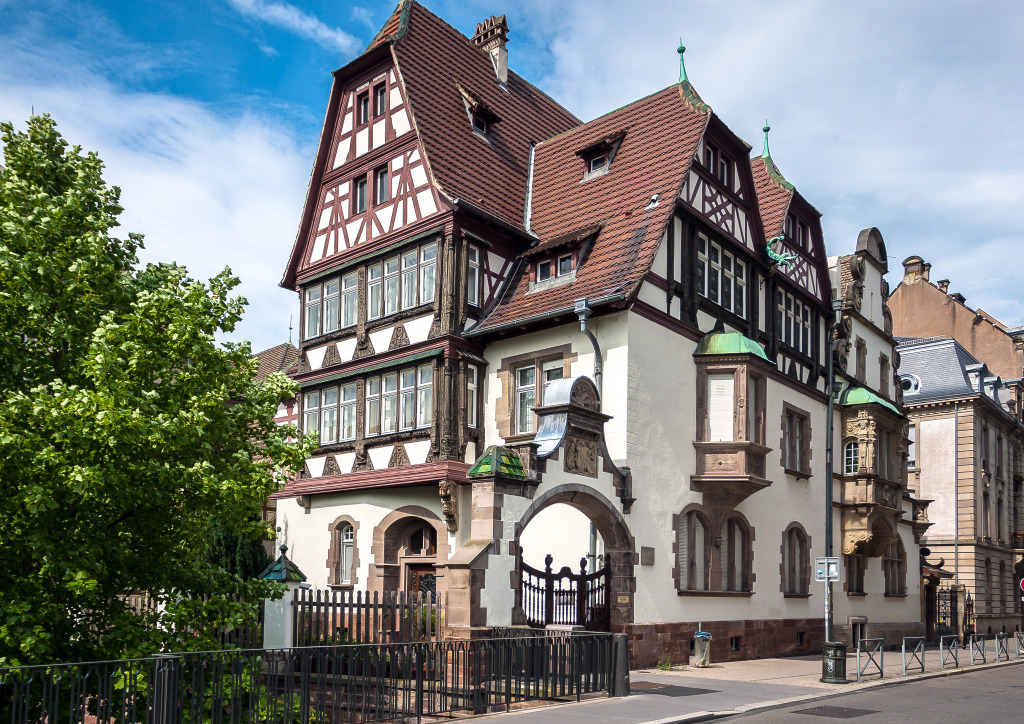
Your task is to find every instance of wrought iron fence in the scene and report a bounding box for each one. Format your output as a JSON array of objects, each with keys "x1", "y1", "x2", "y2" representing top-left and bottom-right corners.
[
  {"x1": 292, "y1": 589, "x2": 445, "y2": 646},
  {"x1": 0, "y1": 633, "x2": 615, "y2": 724},
  {"x1": 901, "y1": 637, "x2": 925, "y2": 675},
  {"x1": 855, "y1": 638, "x2": 884, "y2": 682},
  {"x1": 939, "y1": 635, "x2": 959, "y2": 669}
]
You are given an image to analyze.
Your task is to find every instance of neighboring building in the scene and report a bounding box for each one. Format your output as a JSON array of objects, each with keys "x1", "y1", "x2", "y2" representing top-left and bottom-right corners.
[
  {"x1": 269, "y1": 1, "x2": 926, "y2": 664},
  {"x1": 890, "y1": 256, "x2": 1024, "y2": 382},
  {"x1": 828, "y1": 229, "x2": 930, "y2": 646},
  {"x1": 898, "y1": 337, "x2": 1023, "y2": 635}
]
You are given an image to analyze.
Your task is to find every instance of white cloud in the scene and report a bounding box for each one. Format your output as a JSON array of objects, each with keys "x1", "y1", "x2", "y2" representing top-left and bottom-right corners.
[
  {"x1": 0, "y1": 52, "x2": 310, "y2": 353},
  {"x1": 226, "y1": 0, "x2": 359, "y2": 55}
]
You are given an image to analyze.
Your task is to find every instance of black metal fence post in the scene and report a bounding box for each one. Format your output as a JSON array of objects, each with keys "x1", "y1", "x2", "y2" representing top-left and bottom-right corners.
[
  {"x1": 611, "y1": 633, "x2": 630, "y2": 697},
  {"x1": 151, "y1": 654, "x2": 181, "y2": 724}
]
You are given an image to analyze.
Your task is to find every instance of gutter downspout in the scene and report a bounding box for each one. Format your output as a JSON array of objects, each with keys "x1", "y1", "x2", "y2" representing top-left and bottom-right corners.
[
  {"x1": 954, "y1": 401, "x2": 960, "y2": 588},
  {"x1": 575, "y1": 298, "x2": 602, "y2": 400},
  {"x1": 524, "y1": 143, "x2": 536, "y2": 233}
]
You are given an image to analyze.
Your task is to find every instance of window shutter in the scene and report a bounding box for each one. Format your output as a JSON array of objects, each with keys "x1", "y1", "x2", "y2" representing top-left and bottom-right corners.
[{"x1": 707, "y1": 373, "x2": 735, "y2": 442}]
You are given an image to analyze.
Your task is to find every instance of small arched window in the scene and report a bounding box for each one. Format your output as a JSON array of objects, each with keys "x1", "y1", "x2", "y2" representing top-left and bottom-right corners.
[
  {"x1": 844, "y1": 441, "x2": 860, "y2": 476},
  {"x1": 723, "y1": 517, "x2": 752, "y2": 592},
  {"x1": 338, "y1": 524, "x2": 354, "y2": 584},
  {"x1": 677, "y1": 510, "x2": 712, "y2": 591},
  {"x1": 783, "y1": 525, "x2": 809, "y2": 595}
]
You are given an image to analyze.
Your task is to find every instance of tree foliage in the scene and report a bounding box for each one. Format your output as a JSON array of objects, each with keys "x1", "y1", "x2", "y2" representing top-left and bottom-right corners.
[{"x1": 0, "y1": 115, "x2": 311, "y2": 665}]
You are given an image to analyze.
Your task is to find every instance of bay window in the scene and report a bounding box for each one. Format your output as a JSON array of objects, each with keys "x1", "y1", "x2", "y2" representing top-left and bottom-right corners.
[
  {"x1": 466, "y1": 366, "x2": 479, "y2": 428},
  {"x1": 775, "y1": 289, "x2": 812, "y2": 355}
]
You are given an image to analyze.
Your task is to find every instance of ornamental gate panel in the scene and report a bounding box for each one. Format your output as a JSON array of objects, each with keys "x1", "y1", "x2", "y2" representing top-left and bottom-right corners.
[
  {"x1": 935, "y1": 585, "x2": 958, "y2": 638},
  {"x1": 521, "y1": 553, "x2": 611, "y2": 631}
]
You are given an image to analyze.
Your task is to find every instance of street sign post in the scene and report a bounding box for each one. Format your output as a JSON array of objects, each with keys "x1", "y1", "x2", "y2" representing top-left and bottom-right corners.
[{"x1": 815, "y1": 556, "x2": 840, "y2": 583}]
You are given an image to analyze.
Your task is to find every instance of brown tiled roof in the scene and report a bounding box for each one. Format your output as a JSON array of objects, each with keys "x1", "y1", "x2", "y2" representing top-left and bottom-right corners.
[
  {"x1": 391, "y1": 2, "x2": 580, "y2": 228},
  {"x1": 252, "y1": 343, "x2": 299, "y2": 381},
  {"x1": 270, "y1": 461, "x2": 470, "y2": 498},
  {"x1": 750, "y1": 156, "x2": 793, "y2": 239},
  {"x1": 472, "y1": 85, "x2": 710, "y2": 332},
  {"x1": 364, "y1": 1, "x2": 409, "y2": 52}
]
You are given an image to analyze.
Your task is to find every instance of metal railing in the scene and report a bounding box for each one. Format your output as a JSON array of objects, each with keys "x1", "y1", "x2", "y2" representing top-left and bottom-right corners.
[
  {"x1": 939, "y1": 635, "x2": 960, "y2": 669},
  {"x1": 0, "y1": 633, "x2": 617, "y2": 724},
  {"x1": 995, "y1": 632, "x2": 1010, "y2": 661},
  {"x1": 901, "y1": 637, "x2": 925, "y2": 675},
  {"x1": 856, "y1": 638, "x2": 884, "y2": 682},
  {"x1": 969, "y1": 634, "x2": 988, "y2": 665}
]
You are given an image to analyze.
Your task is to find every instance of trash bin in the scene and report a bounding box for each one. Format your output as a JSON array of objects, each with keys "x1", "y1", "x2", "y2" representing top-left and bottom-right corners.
[
  {"x1": 820, "y1": 641, "x2": 848, "y2": 683},
  {"x1": 692, "y1": 631, "x2": 712, "y2": 668}
]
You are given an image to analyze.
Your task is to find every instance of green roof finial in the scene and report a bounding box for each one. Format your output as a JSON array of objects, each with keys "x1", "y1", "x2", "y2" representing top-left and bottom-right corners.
[
  {"x1": 761, "y1": 120, "x2": 771, "y2": 160},
  {"x1": 678, "y1": 39, "x2": 688, "y2": 84}
]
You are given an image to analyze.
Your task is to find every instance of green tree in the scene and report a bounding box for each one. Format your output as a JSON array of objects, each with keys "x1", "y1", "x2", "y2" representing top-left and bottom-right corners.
[{"x1": 0, "y1": 115, "x2": 312, "y2": 665}]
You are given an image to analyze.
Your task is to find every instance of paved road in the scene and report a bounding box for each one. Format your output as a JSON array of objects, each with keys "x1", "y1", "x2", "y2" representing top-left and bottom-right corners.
[{"x1": 724, "y1": 665, "x2": 1024, "y2": 722}]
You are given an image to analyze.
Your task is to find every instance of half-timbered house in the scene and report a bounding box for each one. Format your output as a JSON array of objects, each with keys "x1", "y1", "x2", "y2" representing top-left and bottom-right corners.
[{"x1": 270, "y1": 1, "x2": 927, "y2": 664}]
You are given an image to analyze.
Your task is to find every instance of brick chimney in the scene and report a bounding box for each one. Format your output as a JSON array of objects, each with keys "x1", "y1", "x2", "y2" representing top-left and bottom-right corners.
[
  {"x1": 937, "y1": 279, "x2": 950, "y2": 293},
  {"x1": 902, "y1": 256, "x2": 931, "y2": 283},
  {"x1": 473, "y1": 14, "x2": 509, "y2": 84}
]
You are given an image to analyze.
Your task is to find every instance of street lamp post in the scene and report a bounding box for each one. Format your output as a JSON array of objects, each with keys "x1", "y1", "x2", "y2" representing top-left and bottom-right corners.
[{"x1": 821, "y1": 298, "x2": 847, "y2": 683}]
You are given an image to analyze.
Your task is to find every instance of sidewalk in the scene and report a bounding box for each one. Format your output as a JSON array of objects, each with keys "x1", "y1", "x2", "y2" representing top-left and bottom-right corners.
[{"x1": 478, "y1": 647, "x2": 1024, "y2": 724}]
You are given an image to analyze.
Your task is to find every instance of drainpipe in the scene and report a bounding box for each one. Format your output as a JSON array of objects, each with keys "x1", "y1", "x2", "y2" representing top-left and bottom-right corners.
[
  {"x1": 575, "y1": 298, "x2": 602, "y2": 399},
  {"x1": 954, "y1": 401, "x2": 960, "y2": 587}
]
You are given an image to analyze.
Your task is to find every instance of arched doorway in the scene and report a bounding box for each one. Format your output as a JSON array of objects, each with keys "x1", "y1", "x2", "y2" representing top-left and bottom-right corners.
[
  {"x1": 512, "y1": 485, "x2": 634, "y2": 631},
  {"x1": 370, "y1": 506, "x2": 450, "y2": 595}
]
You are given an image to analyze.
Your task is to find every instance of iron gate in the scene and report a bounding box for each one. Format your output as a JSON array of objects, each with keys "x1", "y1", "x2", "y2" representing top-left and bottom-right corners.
[
  {"x1": 935, "y1": 585, "x2": 959, "y2": 638},
  {"x1": 521, "y1": 553, "x2": 611, "y2": 631}
]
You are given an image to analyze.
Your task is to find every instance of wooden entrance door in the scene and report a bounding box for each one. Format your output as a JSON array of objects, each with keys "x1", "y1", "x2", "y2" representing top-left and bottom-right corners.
[{"x1": 407, "y1": 565, "x2": 437, "y2": 596}]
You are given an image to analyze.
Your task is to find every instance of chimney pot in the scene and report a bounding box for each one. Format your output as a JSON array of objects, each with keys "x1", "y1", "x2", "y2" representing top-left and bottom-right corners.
[
  {"x1": 902, "y1": 255, "x2": 925, "y2": 283},
  {"x1": 472, "y1": 15, "x2": 510, "y2": 84},
  {"x1": 937, "y1": 279, "x2": 950, "y2": 293}
]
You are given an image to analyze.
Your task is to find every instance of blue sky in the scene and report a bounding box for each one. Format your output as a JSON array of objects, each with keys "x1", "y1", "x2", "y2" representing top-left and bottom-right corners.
[{"x1": 3, "y1": 0, "x2": 1024, "y2": 353}]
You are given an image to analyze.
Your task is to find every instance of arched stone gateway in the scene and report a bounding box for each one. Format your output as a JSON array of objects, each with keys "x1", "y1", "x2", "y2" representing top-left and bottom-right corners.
[
  {"x1": 449, "y1": 376, "x2": 635, "y2": 633},
  {"x1": 513, "y1": 485, "x2": 635, "y2": 629}
]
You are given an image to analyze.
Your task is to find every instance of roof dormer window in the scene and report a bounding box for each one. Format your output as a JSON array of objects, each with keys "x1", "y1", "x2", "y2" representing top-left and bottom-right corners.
[
  {"x1": 577, "y1": 130, "x2": 626, "y2": 182},
  {"x1": 458, "y1": 84, "x2": 500, "y2": 140}
]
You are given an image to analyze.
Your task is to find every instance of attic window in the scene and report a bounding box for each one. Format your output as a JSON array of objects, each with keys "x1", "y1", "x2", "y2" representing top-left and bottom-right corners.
[
  {"x1": 472, "y1": 114, "x2": 489, "y2": 135},
  {"x1": 900, "y1": 374, "x2": 920, "y2": 395},
  {"x1": 576, "y1": 130, "x2": 626, "y2": 181},
  {"x1": 785, "y1": 215, "x2": 809, "y2": 249},
  {"x1": 536, "y1": 253, "x2": 574, "y2": 283},
  {"x1": 588, "y1": 154, "x2": 607, "y2": 174},
  {"x1": 703, "y1": 143, "x2": 732, "y2": 186}
]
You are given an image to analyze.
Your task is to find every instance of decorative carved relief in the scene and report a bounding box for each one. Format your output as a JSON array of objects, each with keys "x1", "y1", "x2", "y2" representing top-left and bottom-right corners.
[
  {"x1": 427, "y1": 317, "x2": 442, "y2": 340},
  {"x1": 322, "y1": 343, "x2": 341, "y2": 368},
  {"x1": 295, "y1": 351, "x2": 311, "y2": 374},
  {"x1": 439, "y1": 480, "x2": 458, "y2": 532},
  {"x1": 352, "y1": 447, "x2": 373, "y2": 472},
  {"x1": 322, "y1": 455, "x2": 340, "y2": 477},
  {"x1": 564, "y1": 436, "x2": 599, "y2": 478},
  {"x1": 570, "y1": 383, "x2": 599, "y2": 412},
  {"x1": 388, "y1": 324, "x2": 410, "y2": 351},
  {"x1": 388, "y1": 443, "x2": 410, "y2": 468},
  {"x1": 298, "y1": 462, "x2": 311, "y2": 479}
]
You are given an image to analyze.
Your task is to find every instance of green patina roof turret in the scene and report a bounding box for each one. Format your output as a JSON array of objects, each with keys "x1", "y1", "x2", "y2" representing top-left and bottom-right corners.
[
  {"x1": 258, "y1": 545, "x2": 307, "y2": 583},
  {"x1": 468, "y1": 445, "x2": 528, "y2": 479},
  {"x1": 760, "y1": 120, "x2": 794, "y2": 191},
  {"x1": 838, "y1": 386, "x2": 902, "y2": 416},
  {"x1": 677, "y1": 41, "x2": 710, "y2": 113},
  {"x1": 694, "y1": 330, "x2": 772, "y2": 363}
]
